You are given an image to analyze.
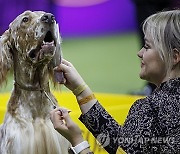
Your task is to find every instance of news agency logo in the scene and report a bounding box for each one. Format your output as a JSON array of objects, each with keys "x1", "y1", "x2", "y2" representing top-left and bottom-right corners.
[
  {"x1": 96, "y1": 133, "x2": 175, "y2": 148},
  {"x1": 96, "y1": 133, "x2": 110, "y2": 148},
  {"x1": 117, "y1": 136, "x2": 175, "y2": 145}
]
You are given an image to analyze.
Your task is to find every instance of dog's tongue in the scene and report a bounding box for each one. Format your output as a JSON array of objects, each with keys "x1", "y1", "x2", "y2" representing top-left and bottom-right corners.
[
  {"x1": 41, "y1": 41, "x2": 55, "y2": 52},
  {"x1": 40, "y1": 41, "x2": 64, "y2": 83},
  {"x1": 54, "y1": 63, "x2": 64, "y2": 84},
  {"x1": 52, "y1": 23, "x2": 65, "y2": 84},
  {"x1": 38, "y1": 42, "x2": 55, "y2": 60},
  {"x1": 53, "y1": 51, "x2": 64, "y2": 84}
]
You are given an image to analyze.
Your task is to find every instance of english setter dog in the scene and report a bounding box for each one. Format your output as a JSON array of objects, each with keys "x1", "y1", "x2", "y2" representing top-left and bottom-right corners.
[{"x1": 0, "y1": 10, "x2": 70, "y2": 154}]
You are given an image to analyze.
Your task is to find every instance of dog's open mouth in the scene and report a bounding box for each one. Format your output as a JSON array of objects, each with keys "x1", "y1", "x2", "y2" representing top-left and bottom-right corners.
[{"x1": 28, "y1": 31, "x2": 56, "y2": 63}]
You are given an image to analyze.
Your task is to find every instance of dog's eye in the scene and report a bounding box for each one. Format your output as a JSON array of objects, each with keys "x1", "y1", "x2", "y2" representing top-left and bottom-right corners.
[{"x1": 22, "y1": 17, "x2": 29, "y2": 22}]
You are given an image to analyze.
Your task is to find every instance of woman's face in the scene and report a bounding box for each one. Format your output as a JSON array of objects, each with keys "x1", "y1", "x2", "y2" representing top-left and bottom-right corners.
[{"x1": 137, "y1": 36, "x2": 166, "y2": 86}]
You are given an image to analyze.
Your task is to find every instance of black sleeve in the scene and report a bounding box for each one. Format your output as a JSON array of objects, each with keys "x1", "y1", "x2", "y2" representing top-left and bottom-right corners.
[{"x1": 79, "y1": 100, "x2": 154, "y2": 154}]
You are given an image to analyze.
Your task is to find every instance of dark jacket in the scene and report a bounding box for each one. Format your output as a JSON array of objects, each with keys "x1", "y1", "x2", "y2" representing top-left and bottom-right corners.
[{"x1": 80, "y1": 78, "x2": 180, "y2": 154}]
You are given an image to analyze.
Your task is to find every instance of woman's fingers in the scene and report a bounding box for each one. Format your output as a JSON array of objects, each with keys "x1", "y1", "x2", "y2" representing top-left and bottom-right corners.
[
  {"x1": 54, "y1": 63, "x2": 67, "y2": 72},
  {"x1": 59, "y1": 109, "x2": 74, "y2": 127},
  {"x1": 50, "y1": 107, "x2": 69, "y2": 129},
  {"x1": 61, "y1": 59, "x2": 73, "y2": 67}
]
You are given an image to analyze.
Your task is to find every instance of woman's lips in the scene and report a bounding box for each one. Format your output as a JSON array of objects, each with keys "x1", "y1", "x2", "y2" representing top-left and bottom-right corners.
[{"x1": 141, "y1": 61, "x2": 145, "y2": 67}]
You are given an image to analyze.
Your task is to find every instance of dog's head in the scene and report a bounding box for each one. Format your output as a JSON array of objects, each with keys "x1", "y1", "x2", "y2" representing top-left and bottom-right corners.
[{"x1": 0, "y1": 10, "x2": 61, "y2": 86}]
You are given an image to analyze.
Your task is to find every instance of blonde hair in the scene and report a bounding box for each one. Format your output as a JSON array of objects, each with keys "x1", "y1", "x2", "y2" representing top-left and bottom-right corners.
[{"x1": 143, "y1": 10, "x2": 180, "y2": 74}]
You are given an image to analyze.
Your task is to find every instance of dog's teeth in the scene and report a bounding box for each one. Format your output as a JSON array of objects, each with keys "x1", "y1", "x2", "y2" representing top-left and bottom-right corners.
[
  {"x1": 41, "y1": 41, "x2": 55, "y2": 47},
  {"x1": 45, "y1": 41, "x2": 54, "y2": 45}
]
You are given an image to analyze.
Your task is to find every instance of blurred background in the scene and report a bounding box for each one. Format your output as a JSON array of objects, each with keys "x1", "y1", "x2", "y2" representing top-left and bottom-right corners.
[
  {"x1": 0, "y1": 1, "x2": 178, "y2": 153},
  {"x1": 0, "y1": 0, "x2": 144, "y2": 94}
]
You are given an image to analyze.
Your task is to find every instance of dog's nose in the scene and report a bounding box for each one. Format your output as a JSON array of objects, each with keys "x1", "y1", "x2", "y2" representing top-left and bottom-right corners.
[{"x1": 41, "y1": 13, "x2": 55, "y2": 24}]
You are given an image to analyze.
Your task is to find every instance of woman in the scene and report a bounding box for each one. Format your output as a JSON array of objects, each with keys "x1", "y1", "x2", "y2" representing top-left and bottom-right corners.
[
  {"x1": 50, "y1": 10, "x2": 180, "y2": 153},
  {"x1": 130, "y1": 0, "x2": 171, "y2": 96}
]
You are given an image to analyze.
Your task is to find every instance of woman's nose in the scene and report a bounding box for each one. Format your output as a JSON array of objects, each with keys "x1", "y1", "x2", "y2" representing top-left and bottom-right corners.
[{"x1": 137, "y1": 48, "x2": 144, "y2": 58}]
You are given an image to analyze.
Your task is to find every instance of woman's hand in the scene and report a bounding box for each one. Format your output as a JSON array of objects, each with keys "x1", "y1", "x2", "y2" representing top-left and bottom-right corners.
[
  {"x1": 50, "y1": 107, "x2": 84, "y2": 146},
  {"x1": 54, "y1": 59, "x2": 96, "y2": 114},
  {"x1": 54, "y1": 59, "x2": 85, "y2": 91}
]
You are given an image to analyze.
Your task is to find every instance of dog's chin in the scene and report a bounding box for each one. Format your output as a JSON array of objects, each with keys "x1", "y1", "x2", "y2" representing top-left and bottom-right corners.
[{"x1": 28, "y1": 41, "x2": 55, "y2": 64}]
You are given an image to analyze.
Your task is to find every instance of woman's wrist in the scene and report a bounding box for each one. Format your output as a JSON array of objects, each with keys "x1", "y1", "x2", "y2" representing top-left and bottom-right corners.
[
  {"x1": 71, "y1": 136, "x2": 84, "y2": 147},
  {"x1": 76, "y1": 86, "x2": 93, "y2": 99},
  {"x1": 75, "y1": 86, "x2": 97, "y2": 114},
  {"x1": 72, "y1": 83, "x2": 88, "y2": 96},
  {"x1": 71, "y1": 83, "x2": 96, "y2": 114},
  {"x1": 69, "y1": 140, "x2": 93, "y2": 154}
]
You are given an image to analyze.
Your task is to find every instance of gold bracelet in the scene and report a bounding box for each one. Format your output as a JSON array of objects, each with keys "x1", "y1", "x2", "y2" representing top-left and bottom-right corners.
[
  {"x1": 73, "y1": 84, "x2": 88, "y2": 96},
  {"x1": 78, "y1": 94, "x2": 96, "y2": 106}
]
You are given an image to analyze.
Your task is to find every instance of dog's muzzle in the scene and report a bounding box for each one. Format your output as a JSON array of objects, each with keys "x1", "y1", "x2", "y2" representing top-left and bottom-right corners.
[
  {"x1": 41, "y1": 13, "x2": 55, "y2": 25},
  {"x1": 28, "y1": 13, "x2": 57, "y2": 63}
]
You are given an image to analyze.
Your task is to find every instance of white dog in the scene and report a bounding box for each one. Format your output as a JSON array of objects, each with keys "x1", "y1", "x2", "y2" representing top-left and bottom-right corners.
[{"x1": 0, "y1": 10, "x2": 70, "y2": 154}]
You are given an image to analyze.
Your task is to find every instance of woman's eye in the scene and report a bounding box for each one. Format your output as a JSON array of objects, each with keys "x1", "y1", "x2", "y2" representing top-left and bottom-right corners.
[
  {"x1": 143, "y1": 44, "x2": 150, "y2": 50},
  {"x1": 22, "y1": 17, "x2": 29, "y2": 22}
]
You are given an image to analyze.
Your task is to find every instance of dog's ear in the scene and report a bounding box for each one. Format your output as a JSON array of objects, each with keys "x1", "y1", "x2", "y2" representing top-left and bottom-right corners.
[{"x1": 0, "y1": 30, "x2": 13, "y2": 86}]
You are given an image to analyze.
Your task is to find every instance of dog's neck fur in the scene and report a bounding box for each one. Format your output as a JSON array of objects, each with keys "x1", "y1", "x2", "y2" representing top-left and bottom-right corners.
[
  {"x1": 7, "y1": 49, "x2": 56, "y2": 119},
  {"x1": 13, "y1": 49, "x2": 50, "y2": 90}
]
